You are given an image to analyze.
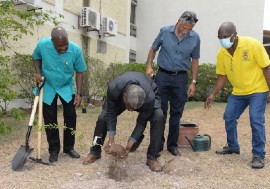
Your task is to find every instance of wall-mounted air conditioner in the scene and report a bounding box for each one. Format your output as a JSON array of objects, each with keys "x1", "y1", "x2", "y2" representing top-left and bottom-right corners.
[
  {"x1": 11, "y1": 0, "x2": 42, "y2": 11},
  {"x1": 81, "y1": 7, "x2": 100, "y2": 30},
  {"x1": 102, "y1": 17, "x2": 118, "y2": 36}
]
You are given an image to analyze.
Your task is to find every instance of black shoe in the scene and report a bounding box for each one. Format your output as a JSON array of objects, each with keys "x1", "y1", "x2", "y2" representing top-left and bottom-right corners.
[
  {"x1": 49, "y1": 153, "x2": 58, "y2": 163},
  {"x1": 216, "y1": 146, "x2": 240, "y2": 155},
  {"x1": 64, "y1": 149, "x2": 80, "y2": 158},
  {"x1": 130, "y1": 134, "x2": 145, "y2": 152},
  {"x1": 251, "y1": 157, "x2": 265, "y2": 169},
  {"x1": 168, "y1": 148, "x2": 181, "y2": 156}
]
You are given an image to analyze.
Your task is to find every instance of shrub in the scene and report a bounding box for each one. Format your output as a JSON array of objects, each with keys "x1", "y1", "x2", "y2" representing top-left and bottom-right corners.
[
  {"x1": 189, "y1": 63, "x2": 232, "y2": 102},
  {"x1": 0, "y1": 56, "x2": 18, "y2": 114},
  {"x1": 9, "y1": 108, "x2": 26, "y2": 121},
  {"x1": 12, "y1": 53, "x2": 36, "y2": 106},
  {"x1": 86, "y1": 60, "x2": 232, "y2": 102},
  {"x1": 0, "y1": 120, "x2": 12, "y2": 135}
]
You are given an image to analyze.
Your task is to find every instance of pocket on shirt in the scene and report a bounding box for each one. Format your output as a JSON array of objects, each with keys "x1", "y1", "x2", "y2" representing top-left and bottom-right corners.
[{"x1": 63, "y1": 61, "x2": 74, "y2": 74}]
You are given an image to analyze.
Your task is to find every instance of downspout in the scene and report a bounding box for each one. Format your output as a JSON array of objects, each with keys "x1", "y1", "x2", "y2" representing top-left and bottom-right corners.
[{"x1": 81, "y1": 0, "x2": 90, "y2": 98}]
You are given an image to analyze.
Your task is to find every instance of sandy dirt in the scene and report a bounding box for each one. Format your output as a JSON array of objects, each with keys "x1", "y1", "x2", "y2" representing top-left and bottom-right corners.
[{"x1": 1, "y1": 102, "x2": 270, "y2": 189}]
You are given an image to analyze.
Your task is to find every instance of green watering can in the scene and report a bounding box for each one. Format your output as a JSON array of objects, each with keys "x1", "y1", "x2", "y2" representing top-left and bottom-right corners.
[{"x1": 185, "y1": 134, "x2": 211, "y2": 152}]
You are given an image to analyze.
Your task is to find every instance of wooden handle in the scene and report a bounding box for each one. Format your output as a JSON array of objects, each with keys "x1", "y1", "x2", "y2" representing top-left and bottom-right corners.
[{"x1": 37, "y1": 87, "x2": 43, "y2": 159}]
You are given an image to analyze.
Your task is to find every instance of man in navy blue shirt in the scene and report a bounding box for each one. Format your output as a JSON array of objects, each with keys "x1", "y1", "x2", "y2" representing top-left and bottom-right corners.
[{"x1": 146, "y1": 11, "x2": 200, "y2": 156}]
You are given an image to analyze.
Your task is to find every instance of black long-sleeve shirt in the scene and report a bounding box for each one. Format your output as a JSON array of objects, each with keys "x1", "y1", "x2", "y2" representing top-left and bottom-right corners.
[{"x1": 106, "y1": 71, "x2": 161, "y2": 141}]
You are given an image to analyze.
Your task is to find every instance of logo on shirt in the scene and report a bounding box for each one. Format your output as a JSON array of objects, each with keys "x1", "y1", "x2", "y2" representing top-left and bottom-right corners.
[{"x1": 242, "y1": 50, "x2": 250, "y2": 62}]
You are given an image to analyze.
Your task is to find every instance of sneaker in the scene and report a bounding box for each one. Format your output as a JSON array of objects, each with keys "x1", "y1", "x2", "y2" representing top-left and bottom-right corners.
[
  {"x1": 146, "y1": 159, "x2": 163, "y2": 172},
  {"x1": 251, "y1": 157, "x2": 265, "y2": 169},
  {"x1": 82, "y1": 154, "x2": 101, "y2": 165},
  {"x1": 216, "y1": 146, "x2": 240, "y2": 155}
]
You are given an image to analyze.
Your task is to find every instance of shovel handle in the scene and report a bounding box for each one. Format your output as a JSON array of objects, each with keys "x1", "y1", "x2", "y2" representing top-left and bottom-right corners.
[
  {"x1": 35, "y1": 78, "x2": 45, "y2": 96},
  {"x1": 37, "y1": 86, "x2": 44, "y2": 159},
  {"x1": 25, "y1": 79, "x2": 45, "y2": 147}
]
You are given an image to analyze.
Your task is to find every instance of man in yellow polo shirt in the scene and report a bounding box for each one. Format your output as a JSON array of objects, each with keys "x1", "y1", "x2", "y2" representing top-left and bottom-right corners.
[{"x1": 205, "y1": 22, "x2": 270, "y2": 169}]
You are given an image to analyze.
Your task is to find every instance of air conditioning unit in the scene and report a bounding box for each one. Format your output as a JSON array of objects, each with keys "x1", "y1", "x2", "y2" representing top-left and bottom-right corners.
[
  {"x1": 102, "y1": 17, "x2": 118, "y2": 36},
  {"x1": 11, "y1": 0, "x2": 42, "y2": 11},
  {"x1": 81, "y1": 7, "x2": 100, "y2": 30}
]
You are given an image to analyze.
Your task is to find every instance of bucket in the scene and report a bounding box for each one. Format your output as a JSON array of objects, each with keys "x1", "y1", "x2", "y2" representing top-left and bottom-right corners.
[{"x1": 177, "y1": 123, "x2": 199, "y2": 148}]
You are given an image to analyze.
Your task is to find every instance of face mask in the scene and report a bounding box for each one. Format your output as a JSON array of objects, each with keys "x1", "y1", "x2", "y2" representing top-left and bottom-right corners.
[{"x1": 219, "y1": 34, "x2": 234, "y2": 49}]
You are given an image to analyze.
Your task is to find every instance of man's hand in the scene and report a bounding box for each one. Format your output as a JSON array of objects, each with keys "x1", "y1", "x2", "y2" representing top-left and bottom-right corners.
[
  {"x1": 188, "y1": 83, "x2": 196, "y2": 97},
  {"x1": 34, "y1": 73, "x2": 43, "y2": 83},
  {"x1": 74, "y1": 94, "x2": 82, "y2": 108},
  {"x1": 146, "y1": 66, "x2": 154, "y2": 78},
  {"x1": 104, "y1": 135, "x2": 115, "y2": 153},
  {"x1": 125, "y1": 140, "x2": 135, "y2": 156},
  {"x1": 204, "y1": 94, "x2": 215, "y2": 109}
]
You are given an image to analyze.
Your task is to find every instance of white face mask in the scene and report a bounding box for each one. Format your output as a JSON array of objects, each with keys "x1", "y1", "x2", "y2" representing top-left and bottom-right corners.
[{"x1": 219, "y1": 34, "x2": 235, "y2": 49}]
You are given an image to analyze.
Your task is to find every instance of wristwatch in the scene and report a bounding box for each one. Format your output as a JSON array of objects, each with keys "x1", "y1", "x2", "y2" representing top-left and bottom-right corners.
[{"x1": 192, "y1": 80, "x2": 197, "y2": 84}]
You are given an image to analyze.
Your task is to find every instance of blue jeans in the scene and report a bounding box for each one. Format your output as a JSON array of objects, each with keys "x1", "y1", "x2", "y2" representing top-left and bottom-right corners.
[{"x1": 224, "y1": 92, "x2": 268, "y2": 158}]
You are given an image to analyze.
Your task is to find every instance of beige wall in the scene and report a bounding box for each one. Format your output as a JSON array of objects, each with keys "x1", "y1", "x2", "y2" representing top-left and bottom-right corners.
[
  {"x1": 63, "y1": 0, "x2": 83, "y2": 15},
  {"x1": 90, "y1": 38, "x2": 126, "y2": 65},
  {"x1": 41, "y1": 0, "x2": 55, "y2": 6},
  {"x1": 4, "y1": 25, "x2": 54, "y2": 56},
  {"x1": 101, "y1": 0, "x2": 128, "y2": 35},
  {"x1": 4, "y1": 24, "x2": 83, "y2": 56},
  {"x1": 5, "y1": 0, "x2": 129, "y2": 63},
  {"x1": 90, "y1": 0, "x2": 128, "y2": 35}
]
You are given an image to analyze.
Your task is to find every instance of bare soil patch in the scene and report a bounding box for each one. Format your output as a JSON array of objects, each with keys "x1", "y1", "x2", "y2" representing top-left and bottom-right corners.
[{"x1": 1, "y1": 102, "x2": 270, "y2": 188}]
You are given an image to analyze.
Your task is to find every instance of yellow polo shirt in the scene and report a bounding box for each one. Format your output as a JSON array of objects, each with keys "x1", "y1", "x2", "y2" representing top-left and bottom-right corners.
[{"x1": 216, "y1": 36, "x2": 270, "y2": 95}]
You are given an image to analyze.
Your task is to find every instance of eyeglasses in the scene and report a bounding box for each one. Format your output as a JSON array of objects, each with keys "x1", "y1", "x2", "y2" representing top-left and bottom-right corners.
[{"x1": 183, "y1": 16, "x2": 198, "y2": 23}]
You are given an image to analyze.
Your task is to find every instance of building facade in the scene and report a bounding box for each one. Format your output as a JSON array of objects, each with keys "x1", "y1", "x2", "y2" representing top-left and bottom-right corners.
[{"x1": 5, "y1": 0, "x2": 266, "y2": 65}]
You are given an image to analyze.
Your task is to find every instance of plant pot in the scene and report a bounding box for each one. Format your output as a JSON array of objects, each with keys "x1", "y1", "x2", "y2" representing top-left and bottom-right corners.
[
  {"x1": 82, "y1": 108, "x2": 87, "y2": 113},
  {"x1": 178, "y1": 124, "x2": 199, "y2": 148}
]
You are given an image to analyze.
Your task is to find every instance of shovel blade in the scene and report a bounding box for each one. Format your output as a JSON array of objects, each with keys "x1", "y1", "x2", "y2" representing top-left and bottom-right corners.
[{"x1": 11, "y1": 145, "x2": 34, "y2": 171}]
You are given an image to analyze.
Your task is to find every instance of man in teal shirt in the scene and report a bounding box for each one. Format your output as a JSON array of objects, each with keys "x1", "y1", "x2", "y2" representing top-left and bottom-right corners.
[{"x1": 33, "y1": 26, "x2": 87, "y2": 163}]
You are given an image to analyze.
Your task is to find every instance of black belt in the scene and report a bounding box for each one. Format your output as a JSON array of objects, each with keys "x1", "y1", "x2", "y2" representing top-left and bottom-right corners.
[{"x1": 158, "y1": 67, "x2": 187, "y2": 75}]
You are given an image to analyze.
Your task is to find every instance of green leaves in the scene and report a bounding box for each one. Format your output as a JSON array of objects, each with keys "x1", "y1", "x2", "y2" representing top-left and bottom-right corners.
[{"x1": 0, "y1": 1, "x2": 63, "y2": 51}]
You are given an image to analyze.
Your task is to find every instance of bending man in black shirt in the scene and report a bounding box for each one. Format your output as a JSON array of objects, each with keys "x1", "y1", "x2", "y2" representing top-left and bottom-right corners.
[{"x1": 83, "y1": 72, "x2": 165, "y2": 172}]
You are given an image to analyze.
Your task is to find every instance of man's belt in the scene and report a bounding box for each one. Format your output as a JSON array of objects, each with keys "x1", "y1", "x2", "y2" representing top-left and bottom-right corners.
[{"x1": 158, "y1": 67, "x2": 187, "y2": 75}]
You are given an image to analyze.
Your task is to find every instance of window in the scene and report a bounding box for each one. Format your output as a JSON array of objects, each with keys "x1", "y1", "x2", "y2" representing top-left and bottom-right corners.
[
  {"x1": 130, "y1": 0, "x2": 137, "y2": 37},
  {"x1": 129, "y1": 49, "x2": 136, "y2": 63}
]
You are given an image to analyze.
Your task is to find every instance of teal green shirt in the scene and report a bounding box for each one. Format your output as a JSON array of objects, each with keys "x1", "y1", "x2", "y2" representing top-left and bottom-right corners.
[{"x1": 33, "y1": 38, "x2": 87, "y2": 105}]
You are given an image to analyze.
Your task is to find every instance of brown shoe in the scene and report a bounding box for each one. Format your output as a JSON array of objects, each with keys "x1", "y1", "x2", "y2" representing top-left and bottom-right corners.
[
  {"x1": 82, "y1": 154, "x2": 101, "y2": 165},
  {"x1": 146, "y1": 159, "x2": 163, "y2": 172}
]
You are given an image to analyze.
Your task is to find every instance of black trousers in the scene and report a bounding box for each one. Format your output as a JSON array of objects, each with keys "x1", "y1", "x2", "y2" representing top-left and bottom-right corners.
[
  {"x1": 155, "y1": 71, "x2": 188, "y2": 151},
  {"x1": 90, "y1": 100, "x2": 165, "y2": 160},
  {"x1": 43, "y1": 94, "x2": 76, "y2": 154}
]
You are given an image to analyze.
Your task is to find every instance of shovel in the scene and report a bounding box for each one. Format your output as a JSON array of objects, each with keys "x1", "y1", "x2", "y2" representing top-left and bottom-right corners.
[
  {"x1": 29, "y1": 84, "x2": 49, "y2": 166},
  {"x1": 11, "y1": 81, "x2": 44, "y2": 171}
]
